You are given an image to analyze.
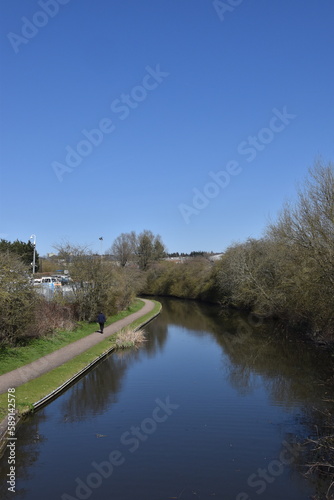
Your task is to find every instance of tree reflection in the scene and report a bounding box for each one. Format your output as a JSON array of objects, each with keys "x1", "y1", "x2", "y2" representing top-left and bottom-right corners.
[
  {"x1": 155, "y1": 297, "x2": 222, "y2": 333},
  {"x1": 0, "y1": 411, "x2": 47, "y2": 499},
  {"x1": 59, "y1": 354, "x2": 131, "y2": 422},
  {"x1": 156, "y1": 298, "x2": 334, "y2": 498},
  {"x1": 2, "y1": 298, "x2": 333, "y2": 499},
  {"x1": 144, "y1": 319, "x2": 168, "y2": 356},
  {"x1": 150, "y1": 298, "x2": 334, "y2": 411},
  {"x1": 215, "y1": 313, "x2": 333, "y2": 409}
]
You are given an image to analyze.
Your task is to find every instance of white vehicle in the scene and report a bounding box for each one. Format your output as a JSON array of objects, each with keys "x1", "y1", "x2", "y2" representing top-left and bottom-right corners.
[
  {"x1": 33, "y1": 278, "x2": 41, "y2": 285},
  {"x1": 40, "y1": 277, "x2": 62, "y2": 286}
]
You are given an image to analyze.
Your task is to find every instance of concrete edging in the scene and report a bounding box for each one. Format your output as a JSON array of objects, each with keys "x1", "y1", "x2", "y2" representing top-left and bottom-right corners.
[
  {"x1": 33, "y1": 307, "x2": 161, "y2": 410},
  {"x1": 0, "y1": 302, "x2": 161, "y2": 458}
]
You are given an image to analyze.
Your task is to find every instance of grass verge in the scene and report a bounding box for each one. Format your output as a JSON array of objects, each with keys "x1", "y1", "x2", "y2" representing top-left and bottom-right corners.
[
  {"x1": 0, "y1": 299, "x2": 144, "y2": 376},
  {"x1": 0, "y1": 300, "x2": 161, "y2": 421}
]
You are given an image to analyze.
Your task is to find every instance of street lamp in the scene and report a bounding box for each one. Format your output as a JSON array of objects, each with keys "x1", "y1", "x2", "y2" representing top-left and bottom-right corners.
[
  {"x1": 30, "y1": 234, "x2": 36, "y2": 275},
  {"x1": 99, "y1": 237, "x2": 103, "y2": 258}
]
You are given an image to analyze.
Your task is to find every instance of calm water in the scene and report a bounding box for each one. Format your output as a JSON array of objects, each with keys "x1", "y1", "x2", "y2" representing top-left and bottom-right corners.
[{"x1": 1, "y1": 298, "x2": 333, "y2": 500}]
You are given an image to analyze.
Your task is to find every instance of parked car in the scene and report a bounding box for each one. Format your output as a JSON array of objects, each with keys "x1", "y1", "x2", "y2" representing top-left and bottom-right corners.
[
  {"x1": 40, "y1": 277, "x2": 62, "y2": 286},
  {"x1": 52, "y1": 275, "x2": 71, "y2": 285}
]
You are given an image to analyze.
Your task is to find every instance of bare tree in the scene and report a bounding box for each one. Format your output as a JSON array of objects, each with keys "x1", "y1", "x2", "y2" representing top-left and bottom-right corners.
[
  {"x1": 268, "y1": 161, "x2": 334, "y2": 283},
  {"x1": 213, "y1": 161, "x2": 334, "y2": 340},
  {"x1": 109, "y1": 232, "x2": 137, "y2": 267},
  {"x1": 53, "y1": 240, "x2": 89, "y2": 265},
  {"x1": 264, "y1": 162, "x2": 334, "y2": 337}
]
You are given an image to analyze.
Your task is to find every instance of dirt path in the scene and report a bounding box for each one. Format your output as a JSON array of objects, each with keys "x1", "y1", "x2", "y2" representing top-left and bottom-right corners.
[{"x1": 0, "y1": 299, "x2": 156, "y2": 394}]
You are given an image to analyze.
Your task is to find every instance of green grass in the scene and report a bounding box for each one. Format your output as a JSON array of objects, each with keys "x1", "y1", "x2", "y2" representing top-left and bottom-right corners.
[
  {"x1": 0, "y1": 300, "x2": 161, "y2": 421},
  {"x1": 0, "y1": 299, "x2": 144, "y2": 376}
]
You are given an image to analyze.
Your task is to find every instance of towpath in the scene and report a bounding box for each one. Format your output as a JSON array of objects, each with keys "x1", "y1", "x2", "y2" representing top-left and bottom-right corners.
[{"x1": 0, "y1": 298, "x2": 156, "y2": 394}]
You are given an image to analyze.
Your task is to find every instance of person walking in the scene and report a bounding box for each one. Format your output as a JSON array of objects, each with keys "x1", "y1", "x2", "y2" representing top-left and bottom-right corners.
[{"x1": 97, "y1": 312, "x2": 106, "y2": 334}]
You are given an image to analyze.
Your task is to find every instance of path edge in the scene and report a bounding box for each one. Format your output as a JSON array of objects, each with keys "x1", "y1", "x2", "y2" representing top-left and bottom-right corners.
[{"x1": 0, "y1": 299, "x2": 161, "y2": 458}]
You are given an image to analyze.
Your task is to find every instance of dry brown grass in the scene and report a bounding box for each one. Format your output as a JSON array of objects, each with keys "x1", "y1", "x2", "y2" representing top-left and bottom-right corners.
[{"x1": 115, "y1": 328, "x2": 146, "y2": 349}]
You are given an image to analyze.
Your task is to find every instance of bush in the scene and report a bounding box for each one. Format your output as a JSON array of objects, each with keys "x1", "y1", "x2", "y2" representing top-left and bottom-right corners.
[
  {"x1": 25, "y1": 298, "x2": 77, "y2": 339},
  {"x1": 0, "y1": 252, "x2": 37, "y2": 346},
  {"x1": 216, "y1": 161, "x2": 334, "y2": 340},
  {"x1": 144, "y1": 258, "x2": 220, "y2": 302}
]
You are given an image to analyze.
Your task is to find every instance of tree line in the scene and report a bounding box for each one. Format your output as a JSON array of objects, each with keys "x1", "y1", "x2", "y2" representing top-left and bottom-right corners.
[
  {"x1": 143, "y1": 161, "x2": 334, "y2": 342},
  {"x1": 0, "y1": 161, "x2": 333, "y2": 346},
  {"x1": 107, "y1": 229, "x2": 166, "y2": 269},
  {"x1": 0, "y1": 239, "x2": 39, "y2": 270},
  {"x1": 0, "y1": 231, "x2": 161, "y2": 346}
]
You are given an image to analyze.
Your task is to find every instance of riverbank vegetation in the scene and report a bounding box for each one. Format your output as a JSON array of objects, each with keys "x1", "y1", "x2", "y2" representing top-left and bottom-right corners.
[
  {"x1": 0, "y1": 300, "x2": 144, "y2": 376},
  {"x1": 303, "y1": 406, "x2": 334, "y2": 499},
  {"x1": 0, "y1": 250, "x2": 144, "y2": 347},
  {"x1": 0, "y1": 161, "x2": 332, "y2": 491},
  {"x1": 0, "y1": 161, "x2": 332, "y2": 348},
  {"x1": 0, "y1": 300, "x2": 161, "y2": 422},
  {"x1": 143, "y1": 161, "x2": 334, "y2": 343}
]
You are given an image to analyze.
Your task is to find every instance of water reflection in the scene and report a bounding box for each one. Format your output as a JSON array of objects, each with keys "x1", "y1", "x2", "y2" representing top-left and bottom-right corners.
[
  {"x1": 155, "y1": 298, "x2": 334, "y2": 498},
  {"x1": 157, "y1": 298, "x2": 334, "y2": 411},
  {"x1": 0, "y1": 411, "x2": 47, "y2": 499},
  {"x1": 142, "y1": 318, "x2": 168, "y2": 356},
  {"x1": 0, "y1": 298, "x2": 333, "y2": 499},
  {"x1": 60, "y1": 354, "x2": 129, "y2": 422},
  {"x1": 58, "y1": 318, "x2": 168, "y2": 423}
]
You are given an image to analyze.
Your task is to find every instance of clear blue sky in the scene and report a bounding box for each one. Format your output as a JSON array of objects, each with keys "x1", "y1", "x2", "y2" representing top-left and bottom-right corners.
[{"x1": 1, "y1": 0, "x2": 333, "y2": 256}]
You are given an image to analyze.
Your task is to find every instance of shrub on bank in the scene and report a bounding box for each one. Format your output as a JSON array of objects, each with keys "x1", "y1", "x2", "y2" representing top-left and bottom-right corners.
[
  {"x1": 144, "y1": 257, "x2": 220, "y2": 302},
  {"x1": 0, "y1": 252, "x2": 37, "y2": 346},
  {"x1": 143, "y1": 161, "x2": 334, "y2": 342},
  {"x1": 216, "y1": 162, "x2": 334, "y2": 341},
  {"x1": 27, "y1": 299, "x2": 77, "y2": 339}
]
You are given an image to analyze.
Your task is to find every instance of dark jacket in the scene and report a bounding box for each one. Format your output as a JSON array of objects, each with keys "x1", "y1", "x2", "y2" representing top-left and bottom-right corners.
[{"x1": 97, "y1": 313, "x2": 106, "y2": 323}]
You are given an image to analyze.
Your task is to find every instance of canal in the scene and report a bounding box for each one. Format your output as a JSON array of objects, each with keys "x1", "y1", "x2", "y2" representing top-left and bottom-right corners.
[{"x1": 1, "y1": 298, "x2": 333, "y2": 499}]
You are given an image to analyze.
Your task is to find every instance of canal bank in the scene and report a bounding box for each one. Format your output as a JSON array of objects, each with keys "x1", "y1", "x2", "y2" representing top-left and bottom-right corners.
[
  {"x1": 1, "y1": 297, "x2": 333, "y2": 499},
  {"x1": 0, "y1": 299, "x2": 161, "y2": 458}
]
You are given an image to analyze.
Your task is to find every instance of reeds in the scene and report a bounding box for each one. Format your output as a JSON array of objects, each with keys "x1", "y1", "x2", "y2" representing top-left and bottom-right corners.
[{"x1": 115, "y1": 328, "x2": 146, "y2": 349}]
